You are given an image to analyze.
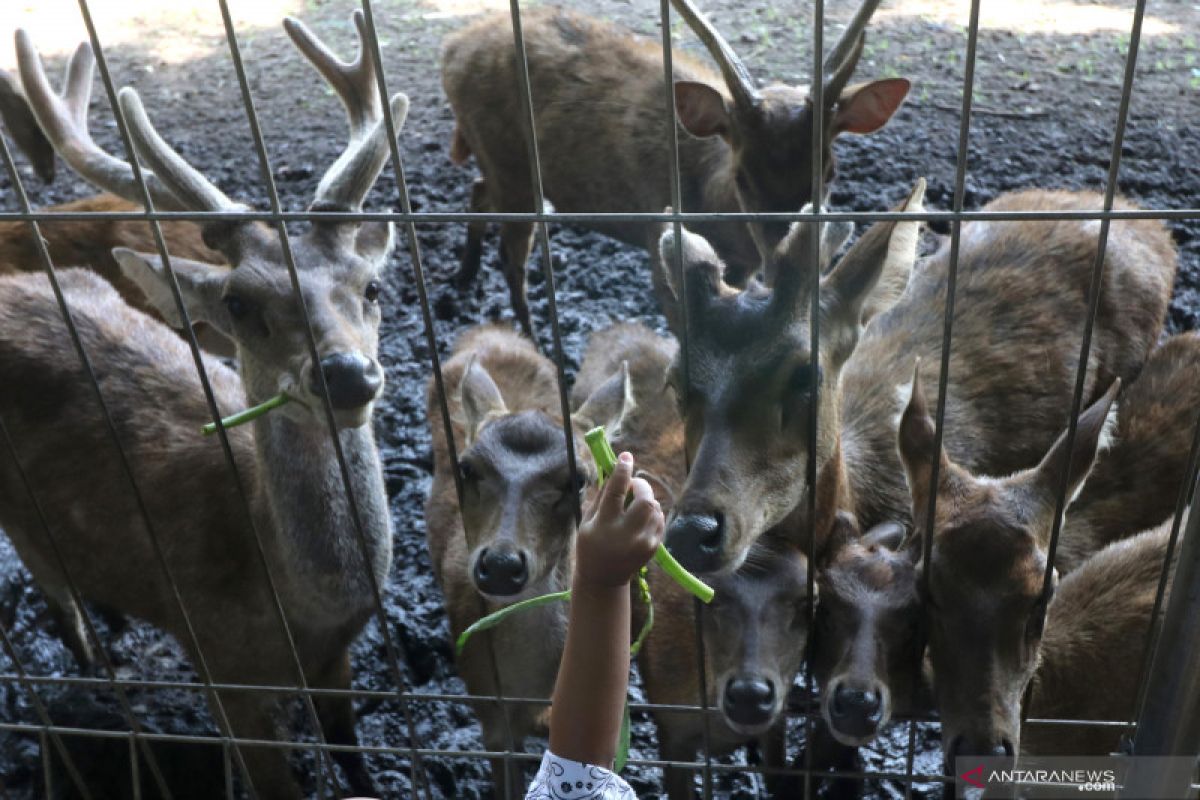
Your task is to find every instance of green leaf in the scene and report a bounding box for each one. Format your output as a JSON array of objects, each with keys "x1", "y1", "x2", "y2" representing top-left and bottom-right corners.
[
  {"x1": 454, "y1": 590, "x2": 572, "y2": 656},
  {"x1": 201, "y1": 393, "x2": 290, "y2": 436}
]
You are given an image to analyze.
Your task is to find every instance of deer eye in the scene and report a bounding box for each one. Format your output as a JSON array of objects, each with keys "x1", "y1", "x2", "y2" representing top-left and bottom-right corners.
[
  {"x1": 364, "y1": 280, "x2": 381, "y2": 303},
  {"x1": 459, "y1": 460, "x2": 477, "y2": 483},
  {"x1": 224, "y1": 294, "x2": 250, "y2": 320},
  {"x1": 565, "y1": 470, "x2": 587, "y2": 496},
  {"x1": 788, "y1": 363, "x2": 821, "y2": 395}
]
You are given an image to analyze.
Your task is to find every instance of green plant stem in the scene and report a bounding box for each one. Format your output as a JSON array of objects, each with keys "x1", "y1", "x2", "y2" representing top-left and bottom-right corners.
[
  {"x1": 455, "y1": 590, "x2": 572, "y2": 656},
  {"x1": 584, "y1": 426, "x2": 714, "y2": 604},
  {"x1": 201, "y1": 393, "x2": 290, "y2": 436}
]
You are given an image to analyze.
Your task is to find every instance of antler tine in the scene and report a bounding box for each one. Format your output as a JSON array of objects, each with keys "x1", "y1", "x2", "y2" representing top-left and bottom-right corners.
[
  {"x1": 14, "y1": 30, "x2": 190, "y2": 211},
  {"x1": 284, "y1": 11, "x2": 407, "y2": 213},
  {"x1": 117, "y1": 88, "x2": 240, "y2": 213},
  {"x1": 669, "y1": 0, "x2": 760, "y2": 113},
  {"x1": 821, "y1": 0, "x2": 882, "y2": 99}
]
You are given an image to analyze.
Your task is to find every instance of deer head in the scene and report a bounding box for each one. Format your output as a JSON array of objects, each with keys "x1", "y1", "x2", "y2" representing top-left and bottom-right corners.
[
  {"x1": 655, "y1": 179, "x2": 925, "y2": 574},
  {"x1": 898, "y1": 368, "x2": 1120, "y2": 769},
  {"x1": 15, "y1": 12, "x2": 405, "y2": 430},
  {"x1": 812, "y1": 514, "x2": 925, "y2": 746},
  {"x1": 670, "y1": 0, "x2": 910, "y2": 258},
  {"x1": 456, "y1": 359, "x2": 634, "y2": 601}
]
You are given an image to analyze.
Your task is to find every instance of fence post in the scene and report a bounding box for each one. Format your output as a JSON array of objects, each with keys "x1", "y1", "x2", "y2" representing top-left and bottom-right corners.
[{"x1": 1121, "y1": 499, "x2": 1200, "y2": 798}]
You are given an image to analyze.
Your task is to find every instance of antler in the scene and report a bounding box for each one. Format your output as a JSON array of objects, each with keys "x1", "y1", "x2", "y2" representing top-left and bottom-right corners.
[
  {"x1": 283, "y1": 11, "x2": 409, "y2": 213},
  {"x1": 669, "y1": 0, "x2": 760, "y2": 113},
  {"x1": 14, "y1": 30, "x2": 238, "y2": 212},
  {"x1": 822, "y1": 0, "x2": 882, "y2": 101}
]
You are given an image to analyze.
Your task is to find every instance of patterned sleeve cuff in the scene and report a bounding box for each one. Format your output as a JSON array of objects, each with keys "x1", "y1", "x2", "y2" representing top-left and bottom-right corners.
[{"x1": 525, "y1": 750, "x2": 638, "y2": 799}]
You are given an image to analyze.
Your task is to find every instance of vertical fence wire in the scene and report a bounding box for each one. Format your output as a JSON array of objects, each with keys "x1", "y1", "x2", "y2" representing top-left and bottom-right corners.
[
  {"x1": 907, "y1": 0, "x2": 982, "y2": 795},
  {"x1": 211, "y1": 2, "x2": 434, "y2": 795},
  {"x1": 803, "y1": 0, "x2": 825, "y2": 796},
  {"x1": 1039, "y1": 0, "x2": 1148, "y2": 593},
  {"x1": 72, "y1": 0, "x2": 350, "y2": 791}
]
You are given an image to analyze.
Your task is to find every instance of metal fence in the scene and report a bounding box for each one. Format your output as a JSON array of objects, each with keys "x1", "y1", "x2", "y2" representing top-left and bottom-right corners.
[{"x1": 0, "y1": 0, "x2": 1198, "y2": 798}]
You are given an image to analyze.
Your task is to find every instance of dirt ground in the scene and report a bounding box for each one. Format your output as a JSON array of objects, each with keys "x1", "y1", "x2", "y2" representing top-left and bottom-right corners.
[{"x1": 0, "y1": 0, "x2": 1197, "y2": 797}]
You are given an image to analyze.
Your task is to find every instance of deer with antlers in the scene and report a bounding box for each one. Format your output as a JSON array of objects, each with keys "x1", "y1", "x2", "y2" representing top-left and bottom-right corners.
[
  {"x1": 0, "y1": 70, "x2": 229, "y2": 353},
  {"x1": 440, "y1": 0, "x2": 908, "y2": 335},
  {"x1": 1, "y1": 14, "x2": 407, "y2": 798},
  {"x1": 657, "y1": 186, "x2": 1176, "y2": 576}
]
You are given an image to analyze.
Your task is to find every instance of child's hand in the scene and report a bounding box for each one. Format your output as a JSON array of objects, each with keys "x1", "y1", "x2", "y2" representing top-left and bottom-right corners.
[{"x1": 575, "y1": 451, "x2": 665, "y2": 588}]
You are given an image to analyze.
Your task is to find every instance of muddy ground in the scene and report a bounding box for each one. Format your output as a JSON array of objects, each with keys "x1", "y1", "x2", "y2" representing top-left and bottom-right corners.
[{"x1": 0, "y1": 0, "x2": 1197, "y2": 797}]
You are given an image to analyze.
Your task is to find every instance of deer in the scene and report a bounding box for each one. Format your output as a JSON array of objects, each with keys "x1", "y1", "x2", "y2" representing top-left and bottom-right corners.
[
  {"x1": 0, "y1": 65, "x2": 230, "y2": 354},
  {"x1": 656, "y1": 185, "x2": 1176, "y2": 577},
  {"x1": 425, "y1": 321, "x2": 679, "y2": 798},
  {"x1": 440, "y1": 0, "x2": 909, "y2": 335},
  {"x1": 810, "y1": 332, "x2": 1200, "y2": 761},
  {"x1": 1, "y1": 14, "x2": 409, "y2": 798}
]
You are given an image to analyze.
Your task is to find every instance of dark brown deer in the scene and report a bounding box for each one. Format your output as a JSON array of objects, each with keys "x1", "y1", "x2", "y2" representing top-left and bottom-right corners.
[
  {"x1": 425, "y1": 321, "x2": 677, "y2": 798},
  {"x1": 440, "y1": 0, "x2": 909, "y2": 335},
  {"x1": 657, "y1": 186, "x2": 1176, "y2": 575},
  {"x1": 811, "y1": 332, "x2": 1200, "y2": 760},
  {"x1": 0, "y1": 66, "x2": 228, "y2": 352},
  {"x1": 1, "y1": 15, "x2": 408, "y2": 798}
]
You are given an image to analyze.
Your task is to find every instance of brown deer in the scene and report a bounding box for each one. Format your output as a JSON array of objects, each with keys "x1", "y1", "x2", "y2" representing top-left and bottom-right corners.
[
  {"x1": 811, "y1": 333, "x2": 1200, "y2": 763},
  {"x1": 657, "y1": 186, "x2": 1176, "y2": 576},
  {"x1": 897, "y1": 363, "x2": 1192, "y2": 765},
  {"x1": 1, "y1": 14, "x2": 409, "y2": 798},
  {"x1": 0, "y1": 65, "x2": 229, "y2": 353},
  {"x1": 440, "y1": 0, "x2": 909, "y2": 335},
  {"x1": 425, "y1": 322, "x2": 677, "y2": 798},
  {"x1": 640, "y1": 528, "x2": 839, "y2": 800}
]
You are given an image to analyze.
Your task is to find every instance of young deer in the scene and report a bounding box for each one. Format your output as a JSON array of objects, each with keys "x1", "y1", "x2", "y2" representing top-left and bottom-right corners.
[
  {"x1": 656, "y1": 186, "x2": 1176, "y2": 576},
  {"x1": 811, "y1": 333, "x2": 1200, "y2": 758},
  {"x1": 441, "y1": 0, "x2": 908, "y2": 335},
  {"x1": 640, "y1": 531, "x2": 832, "y2": 800},
  {"x1": 2, "y1": 15, "x2": 408, "y2": 798},
  {"x1": 425, "y1": 322, "x2": 677, "y2": 798},
  {"x1": 0, "y1": 66, "x2": 229, "y2": 353}
]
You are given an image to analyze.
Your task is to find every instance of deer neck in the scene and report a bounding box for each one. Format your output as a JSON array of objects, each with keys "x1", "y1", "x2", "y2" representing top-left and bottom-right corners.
[
  {"x1": 253, "y1": 412, "x2": 392, "y2": 625},
  {"x1": 773, "y1": 438, "x2": 853, "y2": 560}
]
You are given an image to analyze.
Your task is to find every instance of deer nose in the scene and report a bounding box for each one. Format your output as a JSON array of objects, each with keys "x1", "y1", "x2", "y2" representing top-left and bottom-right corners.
[
  {"x1": 828, "y1": 683, "x2": 885, "y2": 739},
  {"x1": 665, "y1": 512, "x2": 725, "y2": 573},
  {"x1": 472, "y1": 547, "x2": 528, "y2": 597},
  {"x1": 311, "y1": 352, "x2": 383, "y2": 409},
  {"x1": 722, "y1": 676, "x2": 777, "y2": 728},
  {"x1": 947, "y1": 734, "x2": 1015, "y2": 768}
]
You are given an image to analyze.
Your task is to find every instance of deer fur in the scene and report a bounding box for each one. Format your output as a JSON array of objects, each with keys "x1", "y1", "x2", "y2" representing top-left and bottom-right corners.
[
  {"x1": 0, "y1": 14, "x2": 411, "y2": 797},
  {"x1": 424, "y1": 321, "x2": 673, "y2": 798},
  {"x1": 657, "y1": 186, "x2": 1176, "y2": 576},
  {"x1": 811, "y1": 333, "x2": 1200, "y2": 763},
  {"x1": 440, "y1": 2, "x2": 908, "y2": 334}
]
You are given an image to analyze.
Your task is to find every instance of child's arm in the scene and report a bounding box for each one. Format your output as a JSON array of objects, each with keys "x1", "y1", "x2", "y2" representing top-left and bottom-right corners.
[{"x1": 549, "y1": 451, "x2": 664, "y2": 767}]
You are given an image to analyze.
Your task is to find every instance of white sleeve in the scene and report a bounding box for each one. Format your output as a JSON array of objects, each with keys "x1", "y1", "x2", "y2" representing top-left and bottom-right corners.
[{"x1": 525, "y1": 750, "x2": 638, "y2": 800}]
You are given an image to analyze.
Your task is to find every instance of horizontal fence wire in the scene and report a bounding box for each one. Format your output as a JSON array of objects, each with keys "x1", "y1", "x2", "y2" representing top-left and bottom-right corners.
[{"x1": 0, "y1": 0, "x2": 1196, "y2": 798}]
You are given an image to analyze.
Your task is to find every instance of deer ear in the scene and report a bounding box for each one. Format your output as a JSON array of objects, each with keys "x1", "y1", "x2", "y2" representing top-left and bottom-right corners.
[
  {"x1": 822, "y1": 178, "x2": 924, "y2": 337},
  {"x1": 863, "y1": 521, "x2": 908, "y2": 552},
  {"x1": 657, "y1": 224, "x2": 730, "y2": 336},
  {"x1": 573, "y1": 361, "x2": 635, "y2": 436},
  {"x1": 0, "y1": 69, "x2": 55, "y2": 183},
  {"x1": 897, "y1": 362, "x2": 950, "y2": 524},
  {"x1": 833, "y1": 78, "x2": 910, "y2": 135},
  {"x1": 674, "y1": 81, "x2": 732, "y2": 139},
  {"x1": 354, "y1": 221, "x2": 395, "y2": 266},
  {"x1": 112, "y1": 248, "x2": 229, "y2": 333},
  {"x1": 460, "y1": 355, "x2": 508, "y2": 444},
  {"x1": 1031, "y1": 379, "x2": 1120, "y2": 519}
]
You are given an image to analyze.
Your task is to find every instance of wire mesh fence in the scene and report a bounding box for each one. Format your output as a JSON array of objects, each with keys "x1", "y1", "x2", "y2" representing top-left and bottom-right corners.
[{"x1": 0, "y1": 0, "x2": 1198, "y2": 798}]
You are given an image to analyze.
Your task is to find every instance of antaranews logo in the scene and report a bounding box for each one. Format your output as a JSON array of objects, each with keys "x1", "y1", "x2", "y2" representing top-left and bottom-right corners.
[{"x1": 955, "y1": 756, "x2": 1196, "y2": 799}]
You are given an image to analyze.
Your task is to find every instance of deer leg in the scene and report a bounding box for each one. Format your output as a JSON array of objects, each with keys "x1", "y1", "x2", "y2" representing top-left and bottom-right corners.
[
  {"x1": 498, "y1": 221, "x2": 536, "y2": 338},
  {"x1": 456, "y1": 177, "x2": 490, "y2": 290},
  {"x1": 312, "y1": 651, "x2": 376, "y2": 798},
  {"x1": 479, "y1": 701, "x2": 531, "y2": 800},
  {"x1": 800, "y1": 719, "x2": 861, "y2": 800},
  {"x1": 658, "y1": 723, "x2": 699, "y2": 800},
  {"x1": 217, "y1": 690, "x2": 302, "y2": 800},
  {"x1": 761, "y1": 722, "x2": 800, "y2": 798}
]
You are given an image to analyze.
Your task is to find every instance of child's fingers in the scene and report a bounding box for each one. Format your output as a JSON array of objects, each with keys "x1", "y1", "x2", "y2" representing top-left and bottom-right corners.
[{"x1": 595, "y1": 451, "x2": 635, "y2": 520}]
